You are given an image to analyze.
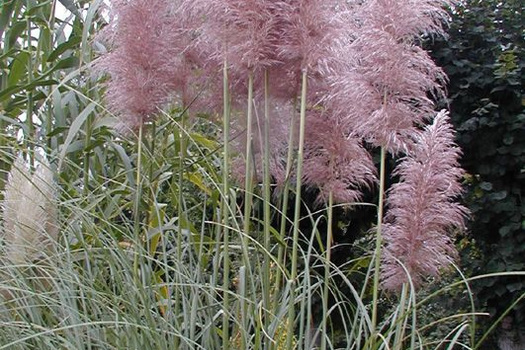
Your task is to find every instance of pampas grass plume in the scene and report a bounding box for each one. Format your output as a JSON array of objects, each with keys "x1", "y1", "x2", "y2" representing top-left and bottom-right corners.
[
  {"x1": 96, "y1": 0, "x2": 189, "y2": 131},
  {"x1": 381, "y1": 111, "x2": 468, "y2": 291},
  {"x1": 328, "y1": 0, "x2": 453, "y2": 152},
  {"x1": 1, "y1": 156, "x2": 58, "y2": 265}
]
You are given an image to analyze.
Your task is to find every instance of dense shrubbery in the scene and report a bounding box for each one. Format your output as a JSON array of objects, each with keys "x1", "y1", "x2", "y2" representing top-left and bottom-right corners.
[{"x1": 430, "y1": 0, "x2": 524, "y2": 340}]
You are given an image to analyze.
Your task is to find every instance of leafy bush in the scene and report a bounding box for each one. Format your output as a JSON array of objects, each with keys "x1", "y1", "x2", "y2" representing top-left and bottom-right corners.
[{"x1": 429, "y1": 0, "x2": 525, "y2": 337}]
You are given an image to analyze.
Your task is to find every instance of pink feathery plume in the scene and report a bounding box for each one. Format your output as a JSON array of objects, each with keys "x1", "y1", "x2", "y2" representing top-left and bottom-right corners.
[
  {"x1": 327, "y1": 0, "x2": 453, "y2": 152},
  {"x1": 275, "y1": 0, "x2": 347, "y2": 72},
  {"x1": 330, "y1": 37, "x2": 446, "y2": 151},
  {"x1": 96, "y1": 0, "x2": 190, "y2": 131},
  {"x1": 266, "y1": 0, "x2": 350, "y2": 101},
  {"x1": 303, "y1": 111, "x2": 377, "y2": 205},
  {"x1": 381, "y1": 111, "x2": 468, "y2": 291},
  {"x1": 362, "y1": 0, "x2": 454, "y2": 39},
  {"x1": 185, "y1": 0, "x2": 284, "y2": 101},
  {"x1": 196, "y1": 0, "x2": 281, "y2": 73},
  {"x1": 185, "y1": 0, "x2": 350, "y2": 189},
  {"x1": 179, "y1": 0, "x2": 288, "y2": 124}
]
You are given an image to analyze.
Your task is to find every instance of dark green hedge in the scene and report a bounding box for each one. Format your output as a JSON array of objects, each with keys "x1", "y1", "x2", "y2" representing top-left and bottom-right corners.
[{"x1": 429, "y1": 0, "x2": 524, "y2": 334}]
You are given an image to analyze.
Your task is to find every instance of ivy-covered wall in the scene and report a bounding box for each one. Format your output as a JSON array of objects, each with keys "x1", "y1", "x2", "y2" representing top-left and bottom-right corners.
[{"x1": 430, "y1": 0, "x2": 524, "y2": 334}]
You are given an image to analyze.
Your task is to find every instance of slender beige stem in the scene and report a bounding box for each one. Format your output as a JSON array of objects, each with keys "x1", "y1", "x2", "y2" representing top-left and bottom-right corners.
[
  {"x1": 286, "y1": 69, "x2": 308, "y2": 349},
  {"x1": 371, "y1": 146, "x2": 386, "y2": 347},
  {"x1": 240, "y1": 72, "x2": 254, "y2": 350},
  {"x1": 321, "y1": 190, "x2": 334, "y2": 350},
  {"x1": 221, "y1": 59, "x2": 232, "y2": 350},
  {"x1": 133, "y1": 121, "x2": 144, "y2": 285},
  {"x1": 262, "y1": 69, "x2": 273, "y2": 350}
]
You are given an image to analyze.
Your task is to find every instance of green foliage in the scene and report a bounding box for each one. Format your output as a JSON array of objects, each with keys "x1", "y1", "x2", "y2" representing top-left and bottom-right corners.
[{"x1": 430, "y1": 0, "x2": 525, "y2": 333}]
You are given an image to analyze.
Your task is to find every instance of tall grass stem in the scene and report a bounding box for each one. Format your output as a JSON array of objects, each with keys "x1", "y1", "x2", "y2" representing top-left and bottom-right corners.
[
  {"x1": 371, "y1": 146, "x2": 387, "y2": 347},
  {"x1": 221, "y1": 59, "x2": 232, "y2": 349},
  {"x1": 286, "y1": 69, "x2": 308, "y2": 349}
]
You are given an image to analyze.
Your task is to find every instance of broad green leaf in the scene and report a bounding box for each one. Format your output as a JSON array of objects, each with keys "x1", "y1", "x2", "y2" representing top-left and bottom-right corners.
[
  {"x1": 47, "y1": 126, "x2": 68, "y2": 137},
  {"x1": 58, "y1": 101, "x2": 96, "y2": 170},
  {"x1": 33, "y1": 56, "x2": 79, "y2": 81},
  {"x1": 25, "y1": 79, "x2": 58, "y2": 89},
  {"x1": 108, "y1": 141, "x2": 136, "y2": 187},
  {"x1": 52, "y1": 56, "x2": 79, "y2": 70},
  {"x1": 6, "y1": 20, "x2": 26, "y2": 48},
  {"x1": 81, "y1": 0, "x2": 104, "y2": 65},
  {"x1": 0, "y1": 48, "x2": 18, "y2": 62},
  {"x1": 26, "y1": 1, "x2": 52, "y2": 17},
  {"x1": 46, "y1": 36, "x2": 81, "y2": 62},
  {"x1": 184, "y1": 171, "x2": 212, "y2": 196},
  {"x1": 61, "y1": 139, "x2": 85, "y2": 154},
  {"x1": 190, "y1": 132, "x2": 218, "y2": 149},
  {"x1": 148, "y1": 203, "x2": 167, "y2": 255},
  {"x1": 93, "y1": 116, "x2": 116, "y2": 130},
  {"x1": 7, "y1": 51, "x2": 30, "y2": 87},
  {"x1": 0, "y1": 79, "x2": 57, "y2": 107},
  {"x1": 0, "y1": 85, "x2": 23, "y2": 103}
]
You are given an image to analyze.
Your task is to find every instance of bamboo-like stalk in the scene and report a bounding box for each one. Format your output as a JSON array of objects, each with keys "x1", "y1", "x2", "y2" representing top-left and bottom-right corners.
[
  {"x1": 133, "y1": 121, "x2": 144, "y2": 286},
  {"x1": 320, "y1": 190, "x2": 334, "y2": 350},
  {"x1": 25, "y1": 3, "x2": 35, "y2": 167},
  {"x1": 410, "y1": 283, "x2": 417, "y2": 350},
  {"x1": 270, "y1": 95, "x2": 298, "y2": 350},
  {"x1": 221, "y1": 59, "x2": 232, "y2": 349},
  {"x1": 45, "y1": 0, "x2": 57, "y2": 152},
  {"x1": 286, "y1": 69, "x2": 308, "y2": 349},
  {"x1": 392, "y1": 283, "x2": 409, "y2": 350},
  {"x1": 0, "y1": 2, "x2": 13, "y2": 194},
  {"x1": 273, "y1": 95, "x2": 298, "y2": 313},
  {"x1": 174, "y1": 108, "x2": 186, "y2": 349},
  {"x1": 239, "y1": 265, "x2": 248, "y2": 349},
  {"x1": 240, "y1": 71, "x2": 254, "y2": 350},
  {"x1": 243, "y1": 73, "x2": 256, "y2": 276},
  {"x1": 82, "y1": 113, "x2": 94, "y2": 195},
  {"x1": 371, "y1": 146, "x2": 386, "y2": 348},
  {"x1": 243, "y1": 72, "x2": 254, "y2": 221},
  {"x1": 262, "y1": 69, "x2": 273, "y2": 350}
]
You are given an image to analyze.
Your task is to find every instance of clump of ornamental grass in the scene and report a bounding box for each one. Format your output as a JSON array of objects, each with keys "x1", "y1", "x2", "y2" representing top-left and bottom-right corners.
[
  {"x1": 0, "y1": 155, "x2": 58, "y2": 301},
  {"x1": 95, "y1": 0, "x2": 473, "y2": 348}
]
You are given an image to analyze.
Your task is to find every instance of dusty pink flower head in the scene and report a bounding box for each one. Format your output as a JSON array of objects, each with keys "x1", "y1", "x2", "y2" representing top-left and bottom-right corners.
[
  {"x1": 302, "y1": 110, "x2": 377, "y2": 205},
  {"x1": 259, "y1": 0, "x2": 353, "y2": 102},
  {"x1": 188, "y1": 0, "x2": 349, "y2": 101},
  {"x1": 188, "y1": 0, "x2": 282, "y2": 74},
  {"x1": 275, "y1": 0, "x2": 348, "y2": 72},
  {"x1": 96, "y1": 0, "x2": 193, "y2": 131},
  {"x1": 329, "y1": 37, "x2": 446, "y2": 151},
  {"x1": 327, "y1": 0, "x2": 452, "y2": 152},
  {"x1": 361, "y1": 0, "x2": 454, "y2": 39},
  {"x1": 380, "y1": 111, "x2": 468, "y2": 291},
  {"x1": 182, "y1": 0, "x2": 355, "y2": 194},
  {"x1": 182, "y1": 0, "x2": 285, "y2": 109}
]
